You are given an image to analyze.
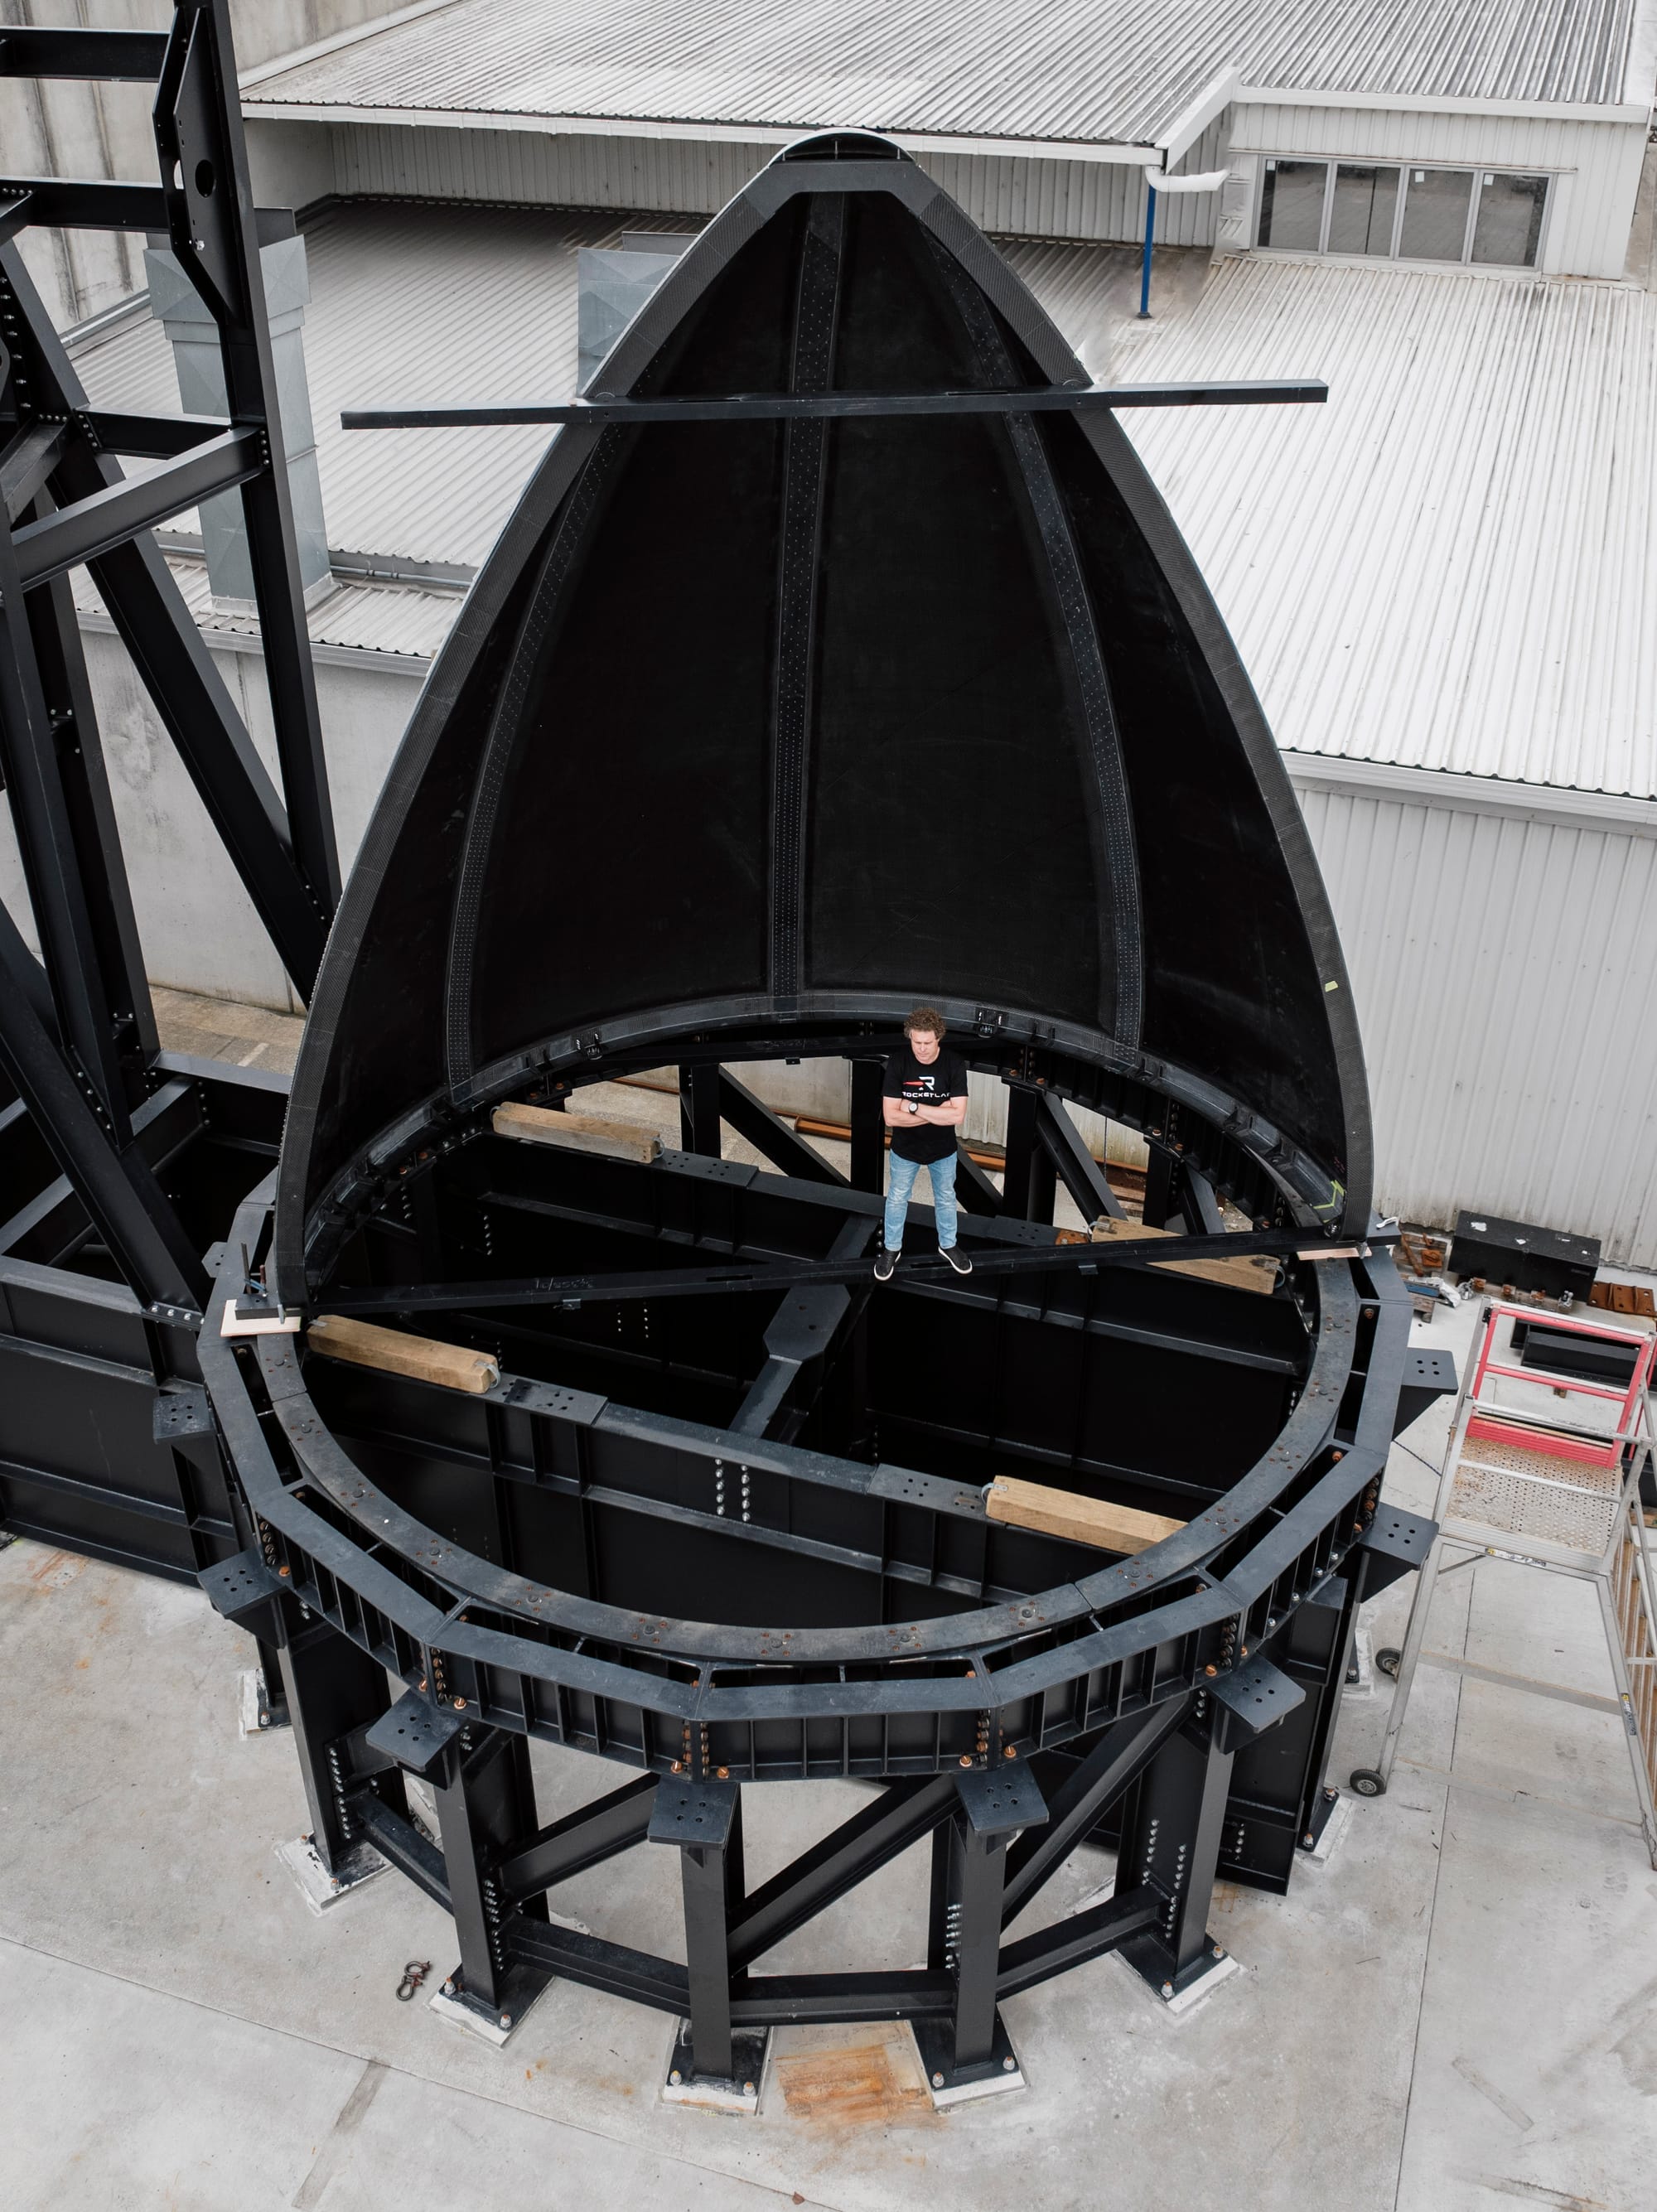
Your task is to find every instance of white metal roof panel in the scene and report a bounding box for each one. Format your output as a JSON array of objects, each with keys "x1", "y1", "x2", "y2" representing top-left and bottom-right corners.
[
  {"x1": 1112, "y1": 254, "x2": 1657, "y2": 799},
  {"x1": 70, "y1": 206, "x2": 1657, "y2": 796},
  {"x1": 70, "y1": 204, "x2": 688, "y2": 572},
  {"x1": 244, "y1": 0, "x2": 1650, "y2": 144}
]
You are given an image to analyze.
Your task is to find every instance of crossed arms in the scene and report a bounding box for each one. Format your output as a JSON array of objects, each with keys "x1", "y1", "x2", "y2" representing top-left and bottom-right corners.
[{"x1": 882, "y1": 1091, "x2": 967, "y2": 1129}]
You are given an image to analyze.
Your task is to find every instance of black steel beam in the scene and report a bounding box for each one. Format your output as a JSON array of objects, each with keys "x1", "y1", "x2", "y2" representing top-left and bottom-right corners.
[
  {"x1": 1034, "y1": 1089, "x2": 1124, "y2": 1222},
  {"x1": 995, "y1": 1883, "x2": 1162, "y2": 1997},
  {"x1": 727, "y1": 1772, "x2": 957, "y2": 1970},
  {"x1": 0, "y1": 873, "x2": 204, "y2": 1311},
  {"x1": 348, "y1": 1791, "x2": 451, "y2": 1912},
  {"x1": 0, "y1": 519, "x2": 137, "y2": 1125},
  {"x1": 848, "y1": 1059, "x2": 884, "y2": 1193},
  {"x1": 0, "y1": 177, "x2": 167, "y2": 230},
  {"x1": 79, "y1": 408, "x2": 234, "y2": 458},
  {"x1": 2, "y1": 422, "x2": 67, "y2": 519},
  {"x1": 0, "y1": 244, "x2": 331, "y2": 993},
  {"x1": 152, "y1": 0, "x2": 341, "y2": 917},
  {"x1": 318, "y1": 1222, "x2": 1365, "y2": 1316},
  {"x1": 495, "y1": 1772, "x2": 658, "y2": 1904},
  {"x1": 717, "y1": 1065, "x2": 848, "y2": 1186},
  {"x1": 1002, "y1": 1700, "x2": 1187, "y2": 1925},
  {"x1": 342, "y1": 380, "x2": 1329, "y2": 431},
  {"x1": 954, "y1": 1140, "x2": 1003, "y2": 1216},
  {"x1": 13, "y1": 427, "x2": 264, "y2": 589},
  {"x1": 0, "y1": 27, "x2": 171, "y2": 78},
  {"x1": 679, "y1": 1060, "x2": 721, "y2": 1156}
]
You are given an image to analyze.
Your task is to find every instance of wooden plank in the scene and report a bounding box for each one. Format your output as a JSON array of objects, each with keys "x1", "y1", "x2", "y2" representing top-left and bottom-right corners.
[
  {"x1": 986, "y1": 1475, "x2": 1186, "y2": 1555},
  {"x1": 492, "y1": 1100, "x2": 661, "y2": 1165},
  {"x1": 1089, "y1": 1215, "x2": 1278, "y2": 1296},
  {"x1": 307, "y1": 1314, "x2": 500, "y2": 1394}
]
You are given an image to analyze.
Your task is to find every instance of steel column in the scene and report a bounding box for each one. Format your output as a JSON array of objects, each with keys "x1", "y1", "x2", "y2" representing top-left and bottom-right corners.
[
  {"x1": 1118, "y1": 1706, "x2": 1234, "y2": 1993},
  {"x1": 679, "y1": 1060, "x2": 722, "y2": 1157},
  {"x1": 432, "y1": 1724, "x2": 548, "y2": 2021},
  {"x1": 651, "y1": 1775, "x2": 743, "y2": 2079},
  {"x1": 276, "y1": 1607, "x2": 406, "y2": 1877},
  {"x1": 849, "y1": 1058, "x2": 885, "y2": 1192}
]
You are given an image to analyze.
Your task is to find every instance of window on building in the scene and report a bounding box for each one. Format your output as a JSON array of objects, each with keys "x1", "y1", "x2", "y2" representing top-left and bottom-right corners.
[
  {"x1": 1327, "y1": 164, "x2": 1399, "y2": 255},
  {"x1": 1257, "y1": 159, "x2": 1327, "y2": 249},
  {"x1": 1471, "y1": 171, "x2": 1548, "y2": 265},
  {"x1": 1398, "y1": 168, "x2": 1475, "y2": 260},
  {"x1": 1256, "y1": 159, "x2": 1548, "y2": 267}
]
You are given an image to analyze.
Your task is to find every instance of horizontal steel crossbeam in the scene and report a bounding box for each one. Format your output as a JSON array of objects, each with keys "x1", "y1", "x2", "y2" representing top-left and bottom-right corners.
[
  {"x1": 342, "y1": 380, "x2": 1329, "y2": 432},
  {"x1": 316, "y1": 1223, "x2": 1374, "y2": 1317},
  {"x1": 495, "y1": 1773, "x2": 659, "y2": 1904},
  {"x1": 12, "y1": 427, "x2": 265, "y2": 589}
]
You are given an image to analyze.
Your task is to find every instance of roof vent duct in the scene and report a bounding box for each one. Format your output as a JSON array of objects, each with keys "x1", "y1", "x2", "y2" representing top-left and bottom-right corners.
[
  {"x1": 577, "y1": 232, "x2": 695, "y2": 392},
  {"x1": 145, "y1": 222, "x2": 330, "y2": 614}
]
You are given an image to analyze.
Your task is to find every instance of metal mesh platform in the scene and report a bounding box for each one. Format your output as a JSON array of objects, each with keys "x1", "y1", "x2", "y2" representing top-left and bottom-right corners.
[{"x1": 1451, "y1": 1434, "x2": 1626, "y2": 1553}]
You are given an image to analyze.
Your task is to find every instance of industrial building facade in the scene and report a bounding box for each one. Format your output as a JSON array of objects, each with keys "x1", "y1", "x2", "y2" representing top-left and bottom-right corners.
[{"x1": 4, "y1": 0, "x2": 1657, "y2": 1261}]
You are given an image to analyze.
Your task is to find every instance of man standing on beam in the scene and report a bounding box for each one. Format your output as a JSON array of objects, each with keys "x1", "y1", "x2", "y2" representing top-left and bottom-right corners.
[{"x1": 876, "y1": 1008, "x2": 973, "y2": 1281}]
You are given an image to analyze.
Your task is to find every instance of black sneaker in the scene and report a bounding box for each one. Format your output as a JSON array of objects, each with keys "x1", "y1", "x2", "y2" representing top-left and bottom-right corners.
[
  {"x1": 940, "y1": 1244, "x2": 972, "y2": 1276},
  {"x1": 874, "y1": 1244, "x2": 897, "y2": 1282}
]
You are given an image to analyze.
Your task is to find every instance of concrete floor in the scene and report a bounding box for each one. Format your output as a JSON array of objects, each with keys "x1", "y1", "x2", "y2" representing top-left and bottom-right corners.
[{"x1": 6, "y1": 1289, "x2": 1655, "y2": 2212}]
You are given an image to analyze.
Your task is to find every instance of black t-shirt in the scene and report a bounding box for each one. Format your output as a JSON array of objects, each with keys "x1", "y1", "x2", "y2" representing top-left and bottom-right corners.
[{"x1": 882, "y1": 1045, "x2": 969, "y2": 1164}]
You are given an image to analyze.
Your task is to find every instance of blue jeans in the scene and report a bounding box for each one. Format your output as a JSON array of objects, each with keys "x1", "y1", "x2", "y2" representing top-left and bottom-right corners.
[{"x1": 884, "y1": 1149, "x2": 959, "y2": 1253}]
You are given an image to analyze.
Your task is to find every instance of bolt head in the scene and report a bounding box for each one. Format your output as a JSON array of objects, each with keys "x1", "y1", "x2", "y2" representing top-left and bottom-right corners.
[
  {"x1": 932, "y1": 2071, "x2": 945, "y2": 2088},
  {"x1": 442, "y1": 1981, "x2": 455, "y2": 1996},
  {"x1": 743, "y1": 2081, "x2": 755, "y2": 2096},
  {"x1": 670, "y1": 2070, "x2": 682, "y2": 2085},
  {"x1": 330, "y1": 1877, "x2": 340, "y2": 1891},
  {"x1": 1002, "y1": 2056, "x2": 1016, "y2": 2072},
  {"x1": 452, "y1": 1697, "x2": 466, "y2": 1711},
  {"x1": 258, "y1": 1713, "x2": 269, "y2": 1729},
  {"x1": 1003, "y1": 1746, "x2": 1017, "y2": 1760},
  {"x1": 500, "y1": 2015, "x2": 511, "y2": 2030},
  {"x1": 1302, "y1": 1833, "x2": 1315, "y2": 1847},
  {"x1": 1161, "y1": 1982, "x2": 1174, "y2": 1999},
  {"x1": 959, "y1": 1755, "x2": 973, "y2": 1768},
  {"x1": 717, "y1": 1766, "x2": 729, "y2": 1780},
  {"x1": 1213, "y1": 1945, "x2": 1225, "y2": 1959},
  {"x1": 670, "y1": 1760, "x2": 683, "y2": 1773}
]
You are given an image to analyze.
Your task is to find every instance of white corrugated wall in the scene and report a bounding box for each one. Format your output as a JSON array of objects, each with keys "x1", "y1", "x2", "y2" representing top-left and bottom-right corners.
[
  {"x1": 324, "y1": 118, "x2": 1221, "y2": 245},
  {"x1": 1225, "y1": 101, "x2": 1648, "y2": 276},
  {"x1": 1293, "y1": 780, "x2": 1657, "y2": 1264}
]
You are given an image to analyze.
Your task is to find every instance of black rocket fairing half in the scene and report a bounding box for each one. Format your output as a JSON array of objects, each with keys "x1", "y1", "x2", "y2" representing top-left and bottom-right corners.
[{"x1": 275, "y1": 135, "x2": 1370, "y2": 1288}]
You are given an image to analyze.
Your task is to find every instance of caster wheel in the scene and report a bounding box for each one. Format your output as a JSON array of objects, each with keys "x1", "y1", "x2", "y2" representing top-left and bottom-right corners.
[
  {"x1": 1375, "y1": 1646, "x2": 1402, "y2": 1680},
  {"x1": 1349, "y1": 1768, "x2": 1386, "y2": 1799}
]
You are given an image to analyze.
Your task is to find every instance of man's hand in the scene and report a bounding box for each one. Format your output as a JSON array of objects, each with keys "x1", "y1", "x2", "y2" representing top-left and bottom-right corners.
[{"x1": 911, "y1": 1099, "x2": 967, "y2": 1126}]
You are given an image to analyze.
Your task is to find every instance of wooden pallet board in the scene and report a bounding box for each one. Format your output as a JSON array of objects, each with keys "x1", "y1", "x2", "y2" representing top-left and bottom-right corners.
[
  {"x1": 985, "y1": 1475, "x2": 1186, "y2": 1555},
  {"x1": 1089, "y1": 1215, "x2": 1278, "y2": 1296},
  {"x1": 492, "y1": 1100, "x2": 662, "y2": 1164},
  {"x1": 307, "y1": 1314, "x2": 500, "y2": 1394}
]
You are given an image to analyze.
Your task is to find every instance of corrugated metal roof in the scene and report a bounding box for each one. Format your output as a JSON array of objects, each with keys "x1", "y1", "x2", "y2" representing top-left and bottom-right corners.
[
  {"x1": 1111, "y1": 255, "x2": 1657, "y2": 799},
  {"x1": 71, "y1": 553, "x2": 463, "y2": 659},
  {"x1": 70, "y1": 205, "x2": 1657, "y2": 796},
  {"x1": 70, "y1": 204, "x2": 694, "y2": 572},
  {"x1": 244, "y1": 0, "x2": 1648, "y2": 143}
]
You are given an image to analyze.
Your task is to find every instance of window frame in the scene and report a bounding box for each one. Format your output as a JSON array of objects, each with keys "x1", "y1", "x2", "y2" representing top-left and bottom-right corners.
[{"x1": 1253, "y1": 157, "x2": 1552, "y2": 269}]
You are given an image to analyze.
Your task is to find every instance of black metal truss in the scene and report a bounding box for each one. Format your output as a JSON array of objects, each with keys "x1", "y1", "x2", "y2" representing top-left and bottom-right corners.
[
  {"x1": 205, "y1": 1524, "x2": 1318, "y2": 2077},
  {"x1": 0, "y1": 2, "x2": 339, "y2": 1346}
]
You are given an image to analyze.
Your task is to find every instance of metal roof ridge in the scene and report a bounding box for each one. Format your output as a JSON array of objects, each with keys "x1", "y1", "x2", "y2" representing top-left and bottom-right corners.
[{"x1": 1283, "y1": 751, "x2": 1657, "y2": 826}]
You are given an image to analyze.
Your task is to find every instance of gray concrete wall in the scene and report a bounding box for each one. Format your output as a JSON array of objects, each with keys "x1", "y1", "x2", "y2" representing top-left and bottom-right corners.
[
  {"x1": 0, "y1": 0, "x2": 414, "y2": 331},
  {"x1": 0, "y1": 618, "x2": 422, "y2": 1014}
]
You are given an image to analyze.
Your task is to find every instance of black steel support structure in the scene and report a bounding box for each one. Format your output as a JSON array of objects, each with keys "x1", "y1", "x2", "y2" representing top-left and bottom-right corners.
[
  {"x1": 0, "y1": 3, "x2": 339, "y2": 1572},
  {"x1": 5, "y1": 103, "x2": 1435, "y2": 2116}
]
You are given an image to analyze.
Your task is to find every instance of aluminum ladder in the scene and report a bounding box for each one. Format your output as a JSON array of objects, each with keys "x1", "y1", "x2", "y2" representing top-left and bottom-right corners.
[{"x1": 1355, "y1": 1297, "x2": 1657, "y2": 1866}]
